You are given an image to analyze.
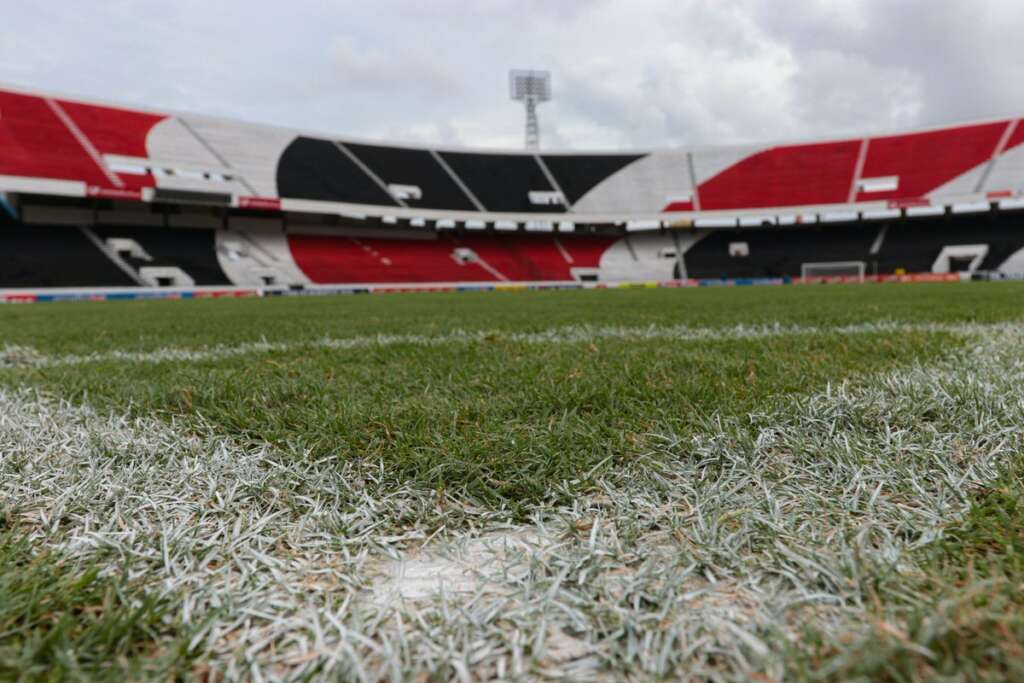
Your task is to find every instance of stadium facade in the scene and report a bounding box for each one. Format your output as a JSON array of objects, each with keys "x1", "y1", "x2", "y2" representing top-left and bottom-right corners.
[{"x1": 1, "y1": 83, "x2": 1023, "y2": 299}]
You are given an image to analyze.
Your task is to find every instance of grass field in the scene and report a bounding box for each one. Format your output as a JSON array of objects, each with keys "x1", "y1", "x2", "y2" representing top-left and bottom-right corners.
[{"x1": 2, "y1": 282, "x2": 1023, "y2": 681}]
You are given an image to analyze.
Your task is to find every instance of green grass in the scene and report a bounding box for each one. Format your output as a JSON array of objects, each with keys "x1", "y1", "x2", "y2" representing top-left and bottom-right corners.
[
  {"x1": 2, "y1": 281, "x2": 1024, "y2": 680},
  {"x1": 12, "y1": 331, "x2": 961, "y2": 508},
  {"x1": 1, "y1": 281, "x2": 1021, "y2": 354},
  {"x1": 0, "y1": 531, "x2": 196, "y2": 681},
  {"x1": 790, "y1": 464, "x2": 1024, "y2": 682}
]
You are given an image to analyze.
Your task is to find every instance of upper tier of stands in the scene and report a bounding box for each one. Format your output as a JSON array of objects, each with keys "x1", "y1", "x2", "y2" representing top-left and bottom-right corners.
[
  {"x1": 0, "y1": 85, "x2": 1022, "y2": 221},
  {"x1": 342, "y1": 143, "x2": 478, "y2": 211}
]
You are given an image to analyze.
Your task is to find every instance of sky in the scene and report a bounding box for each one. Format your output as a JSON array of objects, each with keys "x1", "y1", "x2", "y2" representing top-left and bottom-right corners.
[{"x1": 1, "y1": 0, "x2": 1021, "y2": 151}]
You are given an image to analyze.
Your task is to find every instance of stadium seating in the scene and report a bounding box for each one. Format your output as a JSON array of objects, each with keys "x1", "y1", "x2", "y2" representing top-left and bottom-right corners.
[
  {"x1": 288, "y1": 234, "x2": 487, "y2": 283},
  {"x1": 853, "y1": 123, "x2": 1007, "y2": 203},
  {"x1": 460, "y1": 233, "x2": 616, "y2": 281},
  {"x1": 3, "y1": 84, "x2": 1024, "y2": 293},
  {"x1": 4, "y1": 210, "x2": 1024, "y2": 289},
  {"x1": 540, "y1": 154, "x2": 645, "y2": 205},
  {"x1": 344, "y1": 143, "x2": 478, "y2": 211},
  {"x1": 287, "y1": 232, "x2": 616, "y2": 284},
  {"x1": 276, "y1": 137, "x2": 400, "y2": 207},
  {"x1": 682, "y1": 223, "x2": 877, "y2": 279},
  {"x1": 91, "y1": 225, "x2": 230, "y2": 286},
  {"x1": 435, "y1": 152, "x2": 565, "y2": 213},
  {"x1": 681, "y1": 212, "x2": 1024, "y2": 279},
  {"x1": 874, "y1": 213, "x2": 1024, "y2": 274},
  {"x1": 1, "y1": 85, "x2": 1023, "y2": 218},
  {"x1": 0, "y1": 221, "x2": 137, "y2": 288},
  {"x1": 696, "y1": 140, "x2": 863, "y2": 210}
]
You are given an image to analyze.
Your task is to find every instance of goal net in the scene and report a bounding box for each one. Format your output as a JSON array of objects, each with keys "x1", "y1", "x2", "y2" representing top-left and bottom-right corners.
[{"x1": 800, "y1": 261, "x2": 866, "y2": 283}]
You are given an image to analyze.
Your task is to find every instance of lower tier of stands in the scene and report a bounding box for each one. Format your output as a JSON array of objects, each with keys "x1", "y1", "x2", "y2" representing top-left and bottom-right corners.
[
  {"x1": 288, "y1": 233, "x2": 617, "y2": 283},
  {"x1": 682, "y1": 212, "x2": 1024, "y2": 279},
  {"x1": 0, "y1": 222, "x2": 138, "y2": 288},
  {"x1": 2, "y1": 210, "x2": 1023, "y2": 290}
]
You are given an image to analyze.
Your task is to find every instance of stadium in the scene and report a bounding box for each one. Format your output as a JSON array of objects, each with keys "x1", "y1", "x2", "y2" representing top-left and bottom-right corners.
[
  {"x1": 2, "y1": 12, "x2": 1024, "y2": 680},
  {"x1": 2, "y1": 83, "x2": 1024, "y2": 297}
]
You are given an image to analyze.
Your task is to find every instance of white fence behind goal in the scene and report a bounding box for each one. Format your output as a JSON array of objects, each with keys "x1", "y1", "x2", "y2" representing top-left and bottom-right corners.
[{"x1": 801, "y1": 261, "x2": 866, "y2": 282}]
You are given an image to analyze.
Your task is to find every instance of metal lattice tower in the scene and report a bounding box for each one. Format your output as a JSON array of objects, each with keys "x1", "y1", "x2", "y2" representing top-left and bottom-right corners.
[{"x1": 509, "y1": 70, "x2": 551, "y2": 150}]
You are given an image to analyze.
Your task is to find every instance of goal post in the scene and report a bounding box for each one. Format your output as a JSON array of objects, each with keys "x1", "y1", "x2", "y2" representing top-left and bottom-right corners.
[{"x1": 800, "y1": 260, "x2": 866, "y2": 283}]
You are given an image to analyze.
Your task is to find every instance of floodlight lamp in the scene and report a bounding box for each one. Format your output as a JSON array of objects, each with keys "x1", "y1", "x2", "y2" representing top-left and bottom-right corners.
[
  {"x1": 509, "y1": 70, "x2": 552, "y2": 149},
  {"x1": 509, "y1": 70, "x2": 551, "y2": 102}
]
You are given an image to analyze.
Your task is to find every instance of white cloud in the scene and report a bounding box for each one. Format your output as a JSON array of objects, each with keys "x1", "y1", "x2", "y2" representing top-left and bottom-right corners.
[
  {"x1": 0, "y1": 0, "x2": 1021, "y2": 150},
  {"x1": 326, "y1": 35, "x2": 460, "y2": 97}
]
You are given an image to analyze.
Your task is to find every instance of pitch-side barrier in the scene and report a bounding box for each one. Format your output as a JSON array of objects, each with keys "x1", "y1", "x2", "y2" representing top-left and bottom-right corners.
[{"x1": 0, "y1": 272, "x2": 979, "y2": 304}]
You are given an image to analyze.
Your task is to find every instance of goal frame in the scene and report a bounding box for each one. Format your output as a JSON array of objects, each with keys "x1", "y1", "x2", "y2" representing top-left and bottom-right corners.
[{"x1": 800, "y1": 260, "x2": 867, "y2": 283}]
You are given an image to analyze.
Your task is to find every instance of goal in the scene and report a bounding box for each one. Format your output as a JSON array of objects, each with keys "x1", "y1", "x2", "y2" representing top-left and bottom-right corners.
[{"x1": 800, "y1": 261, "x2": 866, "y2": 283}]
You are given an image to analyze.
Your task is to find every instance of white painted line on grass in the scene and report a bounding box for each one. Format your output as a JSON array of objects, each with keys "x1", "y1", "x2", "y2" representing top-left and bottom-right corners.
[
  {"x1": 4, "y1": 324, "x2": 1024, "y2": 678},
  {"x1": 3, "y1": 320, "x2": 1018, "y2": 370}
]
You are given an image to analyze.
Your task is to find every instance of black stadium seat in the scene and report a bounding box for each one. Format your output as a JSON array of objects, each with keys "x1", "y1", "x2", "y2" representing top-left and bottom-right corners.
[
  {"x1": 683, "y1": 223, "x2": 876, "y2": 279},
  {"x1": 344, "y1": 143, "x2": 478, "y2": 211},
  {"x1": 276, "y1": 137, "x2": 400, "y2": 207},
  {"x1": 541, "y1": 154, "x2": 645, "y2": 205},
  {"x1": 0, "y1": 223, "x2": 136, "y2": 288},
  {"x1": 437, "y1": 151, "x2": 566, "y2": 213},
  {"x1": 91, "y1": 225, "x2": 231, "y2": 286},
  {"x1": 876, "y1": 214, "x2": 1024, "y2": 274}
]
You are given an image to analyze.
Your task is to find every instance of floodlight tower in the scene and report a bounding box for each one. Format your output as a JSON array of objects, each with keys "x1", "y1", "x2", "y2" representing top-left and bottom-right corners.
[{"x1": 509, "y1": 70, "x2": 551, "y2": 150}]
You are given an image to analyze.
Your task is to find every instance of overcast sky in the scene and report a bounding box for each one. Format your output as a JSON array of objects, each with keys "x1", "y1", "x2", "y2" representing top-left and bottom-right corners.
[{"x1": 1, "y1": 1, "x2": 1021, "y2": 151}]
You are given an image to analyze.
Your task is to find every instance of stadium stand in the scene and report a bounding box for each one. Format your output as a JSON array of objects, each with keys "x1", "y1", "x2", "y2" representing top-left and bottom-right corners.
[
  {"x1": 682, "y1": 223, "x2": 878, "y2": 280},
  {"x1": 287, "y1": 232, "x2": 617, "y2": 284},
  {"x1": 435, "y1": 152, "x2": 566, "y2": 213},
  {"x1": 2, "y1": 83, "x2": 1024, "y2": 294},
  {"x1": 6, "y1": 207, "x2": 1023, "y2": 290},
  {"x1": 540, "y1": 154, "x2": 645, "y2": 205},
  {"x1": 681, "y1": 212, "x2": 1024, "y2": 280},
  {"x1": 457, "y1": 233, "x2": 616, "y2": 281},
  {"x1": 2, "y1": 85, "x2": 1023, "y2": 217},
  {"x1": 276, "y1": 137, "x2": 400, "y2": 207},
  {"x1": 288, "y1": 233, "x2": 495, "y2": 284},
  {"x1": 696, "y1": 141, "x2": 863, "y2": 210},
  {"x1": 343, "y1": 143, "x2": 479, "y2": 211},
  {"x1": 91, "y1": 225, "x2": 231, "y2": 286},
  {"x1": 873, "y1": 213, "x2": 1024, "y2": 275},
  {"x1": 0, "y1": 220, "x2": 137, "y2": 288},
  {"x1": 853, "y1": 123, "x2": 1008, "y2": 203}
]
